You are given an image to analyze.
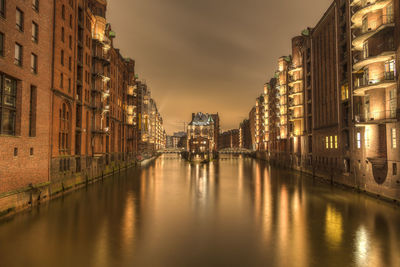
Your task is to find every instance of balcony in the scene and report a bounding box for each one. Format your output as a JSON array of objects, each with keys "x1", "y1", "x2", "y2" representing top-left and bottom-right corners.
[
  {"x1": 352, "y1": 15, "x2": 394, "y2": 50},
  {"x1": 355, "y1": 110, "x2": 397, "y2": 125},
  {"x1": 127, "y1": 85, "x2": 137, "y2": 96},
  {"x1": 93, "y1": 51, "x2": 110, "y2": 65},
  {"x1": 289, "y1": 114, "x2": 304, "y2": 121},
  {"x1": 353, "y1": 51, "x2": 395, "y2": 71},
  {"x1": 103, "y1": 105, "x2": 110, "y2": 113},
  {"x1": 92, "y1": 127, "x2": 109, "y2": 135},
  {"x1": 353, "y1": 72, "x2": 396, "y2": 95},
  {"x1": 289, "y1": 102, "x2": 303, "y2": 109},
  {"x1": 351, "y1": 0, "x2": 392, "y2": 28},
  {"x1": 288, "y1": 87, "x2": 303, "y2": 97},
  {"x1": 288, "y1": 66, "x2": 303, "y2": 75},
  {"x1": 288, "y1": 77, "x2": 303, "y2": 87}
]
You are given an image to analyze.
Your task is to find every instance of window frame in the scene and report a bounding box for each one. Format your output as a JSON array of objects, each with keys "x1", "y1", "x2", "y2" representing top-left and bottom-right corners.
[
  {"x1": 32, "y1": 0, "x2": 39, "y2": 12},
  {"x1": 31, "y1": 53, "x2": 38, "y2": 74},
  {"x1": 16, "y1": 8, "x2": 24, "y2": 32},
  {"x1": 392, "y1": 128, "x2": 397, "y2": 149},
  {"x1": 0, "y1": 32, "x2": 4, "y2": 57},
  {"x1": 14, "y1": 43, "x2": 23, "y2": 66},
  {"x1": 0, "y1": 0, "x2": 5, "y2": 18},
  {"x1": 0, "y1": 75, "x2": 18, "y2": 135},
  {"x1": 32, "y1": 21, "x2": 39, "y2": 43}
]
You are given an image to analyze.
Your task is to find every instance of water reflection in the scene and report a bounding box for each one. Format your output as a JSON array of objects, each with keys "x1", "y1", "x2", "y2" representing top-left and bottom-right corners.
[
  {"x1": 0, "y1": 155, "x2": 400, "y2": 266},
  {"x1": 325, "y1": 204, "x2": 343, "y2": 248}
]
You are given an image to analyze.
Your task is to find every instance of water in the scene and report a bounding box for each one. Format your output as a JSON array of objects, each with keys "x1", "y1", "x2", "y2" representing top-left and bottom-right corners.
[{"x1": 1, "y1": 155, "x2": 400, "y2": 267}]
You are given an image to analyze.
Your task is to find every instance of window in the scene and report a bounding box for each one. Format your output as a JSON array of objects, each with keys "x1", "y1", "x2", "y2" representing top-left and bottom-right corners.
[
  {"x1": 0, "y1": 32, "x2": 4, "y2": 56},
  {"x1": 325, "y1": 136, "x2": 329, "y2": 149},
  {"x1": 341, "y1": 84, "x2": 349, "y2": 100},
  {"x1": 385, "y1": 60, "x2": 395, "y2": 80},
  {"x1": 69, "y1": 35, "x2": 72, "y2": 49},
  {"x1": 16, "y1": 8, "x2": 24, "y2": 31},
  {"x1": 59, "y1": 103, "x2": 70, "y2": 153},
  {"x1": 14, "y1": 43, "x2": 23, "y2": 66},
  {"x1": 62, "y1": 5, "x2": 65, "y2": 19},
  {"x1": 68, "y1": 78, "x2": 71, "y2": 93},
  {"x1": 0, "y1": 0, "x2": 4, "y2": 17},
  {"x1": 69, "y1": 15, "x2": 72, "y2": 28},
  {"x1": 330, "y1": 136, "x2": 333, "y2": 149},
  {"x1": 362, "y1": 16, "x2": 368, "y2": 33},
  {"x1": 392, "y1": 128, "x2": 397, "y2": 149},
  {"x1": 363, "y1": 42, "x2": 368, "y2": 59},
  {"x1": 0, "y1": 75, "x2": 18, "y2": 135},
  {"x1": 357, "y1": 132, "x2": 361, "y2": 149},
  {"x1": 393, "y1": 163, "x2": 397, "y2": 176},
  {"x1": 365, "y1": 128, "x2": 370, "y2": 148},
  {"x1": 60, "y1": 73, "x2": 63, "y2": 88},
  {"x1": 32, "y1": 22, "x2": 38, "y2": 43},
  {"x1": 334, "y1": 135, "x2": 338, "y2": 149},
  {"x1": 61, "y1": 27, "x2": 64, "y2": 42},
  {"x1": 61, "y1": 49, "x2": 64, "y2": 65},
  {"x1": 32, "y1": 0, "x2": 39, "y2": 12},
  {"x1": 68, "y1": 56, "x2": 71, "y2": 70},
  {"x1": 29, "y1": 86, "x2": 37, "y2": 137},
  {"x1": 31, "y1": 53, "x2": 37, "y2": 74}
]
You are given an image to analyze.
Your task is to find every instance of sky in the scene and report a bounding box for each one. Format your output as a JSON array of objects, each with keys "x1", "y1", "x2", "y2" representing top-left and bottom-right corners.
[{"x1": 107, "y1": 0, "x2": 332, "y2": 134}]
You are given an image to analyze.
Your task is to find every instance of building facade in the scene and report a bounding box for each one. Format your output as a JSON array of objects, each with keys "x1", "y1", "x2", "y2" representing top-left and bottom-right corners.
[
  {"x1": 0, "y1": 0, "x2": 165, "y2": 215},
  {"x1": 247, "y1": 0, "x2": 400, "y2": 200}
]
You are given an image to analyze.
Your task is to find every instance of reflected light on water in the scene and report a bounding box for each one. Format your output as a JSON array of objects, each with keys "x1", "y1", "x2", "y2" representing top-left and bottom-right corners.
[
  {"x1": 355, "y1": 226, "x2": 370, "y2": 267},
  {"x1": 325, "y1": 205, "x2": 343, "y2": 248},
  {"x1": 121, "y1": 193, "x2": 135, "y2": 250}
]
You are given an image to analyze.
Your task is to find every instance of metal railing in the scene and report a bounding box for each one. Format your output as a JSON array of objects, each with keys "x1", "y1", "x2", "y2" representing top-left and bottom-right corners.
[{"x1": 355, "y1": 110, "x2": 397, "y2": 123}]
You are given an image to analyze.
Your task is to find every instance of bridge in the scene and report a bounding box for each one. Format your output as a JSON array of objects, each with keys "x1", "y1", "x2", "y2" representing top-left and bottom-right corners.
[
  {"x1": 159, "y1": 147, "x2": 254, "y2": 156},
  {"x1": 218, "y1": 148, "x2": 254, "y2": 155},
  {"x1": 158, "y1": 148, "x2": 185, "y2": 154}
]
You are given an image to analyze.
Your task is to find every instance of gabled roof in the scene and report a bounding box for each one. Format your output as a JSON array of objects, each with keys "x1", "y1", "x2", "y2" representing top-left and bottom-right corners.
[{"x1": 189, "y1": 112, "x2": 214, "y2": 126}]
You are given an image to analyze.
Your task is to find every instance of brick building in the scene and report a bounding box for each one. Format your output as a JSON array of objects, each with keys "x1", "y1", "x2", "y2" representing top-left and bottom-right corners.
[
  {"x1": 247, "y1": 0, "x2": 400, "y2": 201},
  {"x1": 239, "y1": 119, "x2": 251, "y2": 149},
  {"x1": 0, "y1": 0, "x2": 165, "y2": 214},
  {"x1": 0, "y1": 0, "x2": 53, "y2": 194},
  {"x1": 219, "y1": 129, "x2": 239, "y2": 149}
]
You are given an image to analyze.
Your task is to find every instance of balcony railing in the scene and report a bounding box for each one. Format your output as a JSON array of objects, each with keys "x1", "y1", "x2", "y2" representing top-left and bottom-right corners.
[
  {"x1": 355, "y1": 110, "x2": 397, "y2": 124},
  {"x1": 352, "y1": 15, "x2": 394, "y2": 50},
  {"x1": 354, "y1": 71, "x2": 396, "y2": 89}
]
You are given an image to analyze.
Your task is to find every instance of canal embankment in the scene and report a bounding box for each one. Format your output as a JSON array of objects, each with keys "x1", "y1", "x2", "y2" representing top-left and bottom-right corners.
[
  {"x1": 0, "y1": 154, "x2": 160, "y2": 219},
  {"x1": 255, "y1": 151, "x2": 400, "y2": 204}
]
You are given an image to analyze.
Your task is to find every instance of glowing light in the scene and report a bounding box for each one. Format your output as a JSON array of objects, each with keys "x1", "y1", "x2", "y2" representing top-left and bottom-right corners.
[
  {"x1": 325, "y1": 205, "x2": 343, "y2": 248},
  {"x1": 355, "y1": 226, "x2": 370, "y2": 267}
]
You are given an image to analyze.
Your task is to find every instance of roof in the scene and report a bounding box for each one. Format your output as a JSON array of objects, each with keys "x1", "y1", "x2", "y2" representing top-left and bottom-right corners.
[{"x1": 189, "y1": 112, "x2": 214, "y2": 126}]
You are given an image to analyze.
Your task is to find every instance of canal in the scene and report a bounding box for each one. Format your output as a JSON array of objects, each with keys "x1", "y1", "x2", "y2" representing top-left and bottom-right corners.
[{"x1": 1, "y1": 155, "x2": 400, "y2": 267}]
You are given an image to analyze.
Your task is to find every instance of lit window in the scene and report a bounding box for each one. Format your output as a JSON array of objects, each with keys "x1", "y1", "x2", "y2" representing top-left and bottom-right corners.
[
  {"x1": 392, "y1": 128, "x2": 397, "y2": 149},
  {"x1": 326, "y1": 136, "x2": 329, "y2": 149},
  {"x1": 330, "y1": 136, "x2": 333, "y2": 149},
  {"x1": 334, "y1": 135, "x2": 338, "y2": 149},
  {"x1": 363, "y1": 42, "x2": 368, "y2": 59},
  {"x1": 357, "y1": 132, "x2": 361, "y2": 149},
  {"x1": 365, "y1": 128, "x2": 370, "y2": 148}
]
